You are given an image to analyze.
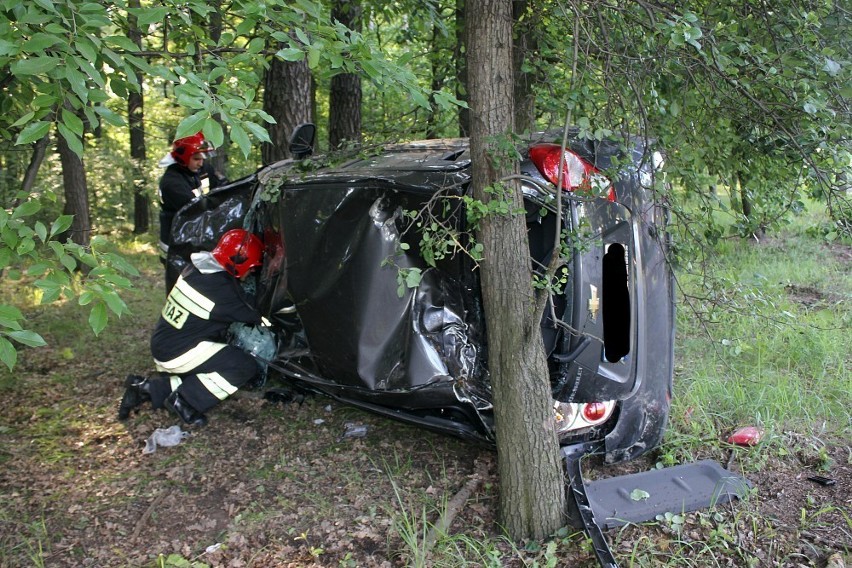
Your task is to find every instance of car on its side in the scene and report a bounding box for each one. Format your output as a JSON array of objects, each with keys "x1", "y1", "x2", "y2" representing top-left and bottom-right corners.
[{"x1": 167, "y1": 127, "x2": 675, "y2": 464}]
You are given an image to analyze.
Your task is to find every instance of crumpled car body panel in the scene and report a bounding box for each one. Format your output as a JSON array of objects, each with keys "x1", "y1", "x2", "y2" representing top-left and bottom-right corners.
[{"x1": 169, "y1": 133, "x2": 675, "y2": 462}]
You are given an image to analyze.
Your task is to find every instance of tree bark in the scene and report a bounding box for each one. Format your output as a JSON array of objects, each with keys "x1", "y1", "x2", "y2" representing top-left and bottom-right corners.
[
  {"x1": 467, "y1": 0, "x2": 565, "y2": 541},
  {"x1": 207, "y1": 0, "x2": 230, "y2": 177},
  {"x1": 128, "y1": 0, "x2": 149, "y2": 234},
  {"x1": 21, "y1": 135, "x2": 49, "y2": 195},
  {"x1": 328, "y1": 0, "x2": 362, "y2": 150},
  {"x1": 262, "y1": 50, "x2": 313, "y2": 165},
  {"x1": 512, "y1": 0, "x2": 537, "y2": 135},
  {"x1": 57, "y1": 132, "x2": 91, "y2": 247},
  {"x1": 455, "y1": 0, "x2": 470, "y2": 137}
]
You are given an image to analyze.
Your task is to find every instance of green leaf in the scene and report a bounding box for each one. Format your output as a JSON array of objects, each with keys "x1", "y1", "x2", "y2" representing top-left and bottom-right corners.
[
  {"x1": 59, "y1": 253, "x2": 77, "y2": 272},
  {"x1": 132, "y1": 6, "x2": 169, "y2": 26},
  {"x1": 11, "y1": 56, "x2": 60, "y2": 76},
  {"x1": 61, "y1": 108, "x2": 85, "y2": 137},
  {"x1": 88, "y1": 302, "x2": 108, "y2": 335},
  {"x1": 16, "y1": 237, "x2": 35, "y2": 255},
  {"x1": 230, "y1": 123, "x2": 251, "y2": 157},
  {"x1": 12, "y1": 200, "x2": 41, "y2": 219},
  {"x1": 16, "y1": 121, "x2": 52, "y2": 145},
  {"x1": 26, "y1": 263, "x2": 50, "y2": 276},
  {"x1": 630, "y1": 489, "x2": 650, "y2": 501},
  {"x1": 294, "y1": 28, "x2": 311, "y2": 46},
  {"x1": 57, "y1": 123, "x2": 84, "y2": 157},
  {"x1": 6, "y1": 330, "x2": 47, "y2": 348},
  {"x1": 244, "y1": 121, "x2": 271, "y2": 143},
  {"x1": 175, "y1": 112, "x2": 208, "y2": 140},
  {"x1": 277, "y1": 47, "x2": 305, "y2": 62},
  {"x1": 34, "y1": 221, "x2": 47, "y2": 243},
  {"x1": 93, "y1": 105, "x2": 126, "y2": 127},
  {"x1": 0, "y1": 336, "x2": 17, "y2": 371},
  {"x1": 306, "y1": 46, "x2": 320, "y2": 69},
  {"x1": 22, "y1": 33, "x2": 64, "y2": 52},
  {"x1": 247, "y1": 37, "x2": 265, "y2": 54},
  {"x1": 11, "y1": 111, "x2": 35, "y2": 129},
  {"x1": 74, "y1": 39, "x2": 98, "y2": 63},
  {"x1": 102, "y1": 291, "x2": 128, "y2": 316},
  {"x1": 104, "y1": 35, "x2": 141, "y2": 52},
  {"x1": 208, "y1": 66, "x2": 228, "y2": 84},
  {"x1": 64, "y1": 65, "x2": 90, "y2": 102},
  {"x1": 50, "y1": 215, "x2": 74, "y2": 238},
  {"x1": 101, "y1": 252, "x2": 139, "y2": 276},
  {"x1": 0, "y1": 305, "x2": 24, "y2": 330},
  {"x1": 202, "y1": 120, "x2": 224, "y2": 148}
]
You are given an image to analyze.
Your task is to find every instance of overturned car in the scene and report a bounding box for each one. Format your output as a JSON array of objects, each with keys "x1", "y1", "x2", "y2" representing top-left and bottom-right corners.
[{"x1": 167, "y1": 128, "x2": 675, "y2": 465}]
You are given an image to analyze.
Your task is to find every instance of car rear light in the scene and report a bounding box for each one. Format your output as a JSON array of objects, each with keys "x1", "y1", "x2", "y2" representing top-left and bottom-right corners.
[
  {"x1": 554, "y1": 400, "x2": 615, "y2": 434},
  {"x1": 529, "y1": 143, "x2": 615, "y2": 201},
  {"x1": 583, "y1": 402, "x2": 607, "y2": 422}
]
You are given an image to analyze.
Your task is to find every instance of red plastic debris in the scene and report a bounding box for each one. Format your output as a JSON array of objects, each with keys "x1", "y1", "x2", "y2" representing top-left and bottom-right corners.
[{"x1": 727, "y1": 426, "x2": 764, "y2": 446}]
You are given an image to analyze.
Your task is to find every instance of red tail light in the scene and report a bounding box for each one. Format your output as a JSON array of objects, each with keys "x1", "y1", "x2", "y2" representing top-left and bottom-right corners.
[
  {"x1": 582, "y1": 402, "x2": 607, "y2": 422},
  {"x1": 529, "y1": 143, "x2": 615, "y2": 201}
]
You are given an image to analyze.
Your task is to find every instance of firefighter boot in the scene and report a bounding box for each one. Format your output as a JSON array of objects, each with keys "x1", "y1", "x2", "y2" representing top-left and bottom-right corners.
[
  {"x1": 118, "y1": 374, "x2": 152, "y2": 420},
  {"x1": 164, "y1": 391, "x2": 208, "y2": 427}
]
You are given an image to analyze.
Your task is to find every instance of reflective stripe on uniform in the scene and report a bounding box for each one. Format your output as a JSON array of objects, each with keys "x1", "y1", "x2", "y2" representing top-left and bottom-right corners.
[
  {"x1": 154, "y1": 341, "x2": 226, "y2": 374},
  {"x1": 169, "y1": 376, "x2": 183, "y2": 391},
  {"x1": 162, "y1": 277, "x2": 216, "y2": 329},
  {"x1": 197, "y1": 371, "x2": 238, "y2": 400}
]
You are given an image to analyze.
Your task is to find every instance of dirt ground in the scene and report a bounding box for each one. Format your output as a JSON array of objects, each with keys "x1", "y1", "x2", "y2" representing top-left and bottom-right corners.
[
  {"x1": 1, "y1": 355, "x2": 849, "y2": 567},
  {"x1": 0, "y1": 266, "x2": 849, "y2": 567}
]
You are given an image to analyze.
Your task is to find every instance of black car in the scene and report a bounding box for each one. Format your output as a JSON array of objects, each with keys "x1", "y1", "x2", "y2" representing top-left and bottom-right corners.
[{"x1": 167, "y1": 127, "x2": 675, "y2": 464}]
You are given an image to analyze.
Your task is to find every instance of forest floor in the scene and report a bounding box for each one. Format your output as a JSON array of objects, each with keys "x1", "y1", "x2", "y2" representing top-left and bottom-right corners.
[{"x1": 0, "y1": 250, "x2": 849, "y2": 568}]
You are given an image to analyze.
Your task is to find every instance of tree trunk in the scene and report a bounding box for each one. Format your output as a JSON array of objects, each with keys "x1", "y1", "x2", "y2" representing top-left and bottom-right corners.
[
  {"x1": 455, "y1": 0, "x2": 470, "y2": 137},
  {"x1": 207, "y1": 0, "x2": 230, "y2": 177},
  {"x1": 262, "y1": 51, "x2": 313, "y2": 165},
  {"x1": 128, "y1": 0, "x2": 149, "y2": 234},
  {"x1": 57, "y1": 133, "x2": 91, "y2": 247},
  {"x1": 512, "y1": 0, "x2": 536, "y2": 135},
  {"x1": 426, "y1": 6, "x2": 451, "y2": 140},
  {"x1": 21, "y1": 135, "x2": 49, "y2": 195},
  {"x1": 467, "y1": 0, "x2": 565, "y2": 541},
  {"x1": 328, "y1": 0, "x2": 362, "y2": 150}
]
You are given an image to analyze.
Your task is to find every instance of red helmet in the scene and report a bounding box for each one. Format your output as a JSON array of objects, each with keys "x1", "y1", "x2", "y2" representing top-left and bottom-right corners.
[
  {"x1": 171, "y1": 133, "x2": 213, "y2": 167},
  {"x1": 212, "y1": 229, "x2": 264, "y2": 278}
]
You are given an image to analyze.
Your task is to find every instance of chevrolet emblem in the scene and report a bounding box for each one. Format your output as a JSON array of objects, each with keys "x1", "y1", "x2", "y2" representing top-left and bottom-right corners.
[{"x1": 588, "y1": 285, "x2": 600, "y2": 320}]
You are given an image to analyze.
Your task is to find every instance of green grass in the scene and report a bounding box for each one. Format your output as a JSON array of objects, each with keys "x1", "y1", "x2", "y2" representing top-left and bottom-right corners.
[
  {"x1": 0, "y1": 207, "x2": 849, "y2": 567},
  {"x1": 671, "y1": 203, "x2": 851, "y2": 456}
]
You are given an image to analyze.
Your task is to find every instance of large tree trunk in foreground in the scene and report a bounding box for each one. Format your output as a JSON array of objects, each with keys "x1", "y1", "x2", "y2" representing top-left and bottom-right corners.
[
  {"x1": 467, "y1": 0, "x2": 566, "y2": 541},
  {"x1": 57, "y1": 133, "x2": 91, "y2": 247}
]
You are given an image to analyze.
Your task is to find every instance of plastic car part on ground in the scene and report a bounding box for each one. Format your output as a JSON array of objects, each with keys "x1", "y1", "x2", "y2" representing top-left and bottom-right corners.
[{"x1": 727, "y1": 426, "x2": 765, "y2": 446}]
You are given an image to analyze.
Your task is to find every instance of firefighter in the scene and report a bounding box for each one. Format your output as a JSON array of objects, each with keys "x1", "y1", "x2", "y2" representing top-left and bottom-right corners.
[
  {"x1": 158, "y1": 132, "x2": 227, "y2": 292},
  {"x1": 118, "y1": 229, "x2": 265, "y2": 426}
]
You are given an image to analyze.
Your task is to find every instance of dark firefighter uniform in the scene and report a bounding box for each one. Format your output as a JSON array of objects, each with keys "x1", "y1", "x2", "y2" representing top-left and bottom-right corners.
[{"x1": 146, "y1": 252, "x2": 263, "y2": 414}]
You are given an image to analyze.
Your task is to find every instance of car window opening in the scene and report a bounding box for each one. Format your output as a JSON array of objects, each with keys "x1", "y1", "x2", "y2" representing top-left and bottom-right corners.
[{"x1": 602, "y1": 242, "x2": 631, "y2": 362}]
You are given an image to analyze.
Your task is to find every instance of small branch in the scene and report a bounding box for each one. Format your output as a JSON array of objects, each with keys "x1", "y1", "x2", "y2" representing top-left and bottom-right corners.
[
  {"x1": 131, "y1": 489, "x2": 170, "y2": 541},
  {"x1": 423, "y1": 460, "x2": 488, "y2": 554}
]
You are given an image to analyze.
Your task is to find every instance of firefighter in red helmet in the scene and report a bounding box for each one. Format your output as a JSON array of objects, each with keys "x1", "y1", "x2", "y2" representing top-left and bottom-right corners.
[
  {"x1": 118, "y1": 229, "x2": 266, "y2": 426},
  {"x1": 158, "y1": 132, "x2": 227, "y2": 292}
]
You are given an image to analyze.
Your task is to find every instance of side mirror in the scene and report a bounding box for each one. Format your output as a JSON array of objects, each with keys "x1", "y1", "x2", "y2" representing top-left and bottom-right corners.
[{"x1": 288, "y1": 123, "x2": 316, "y2": 159}]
